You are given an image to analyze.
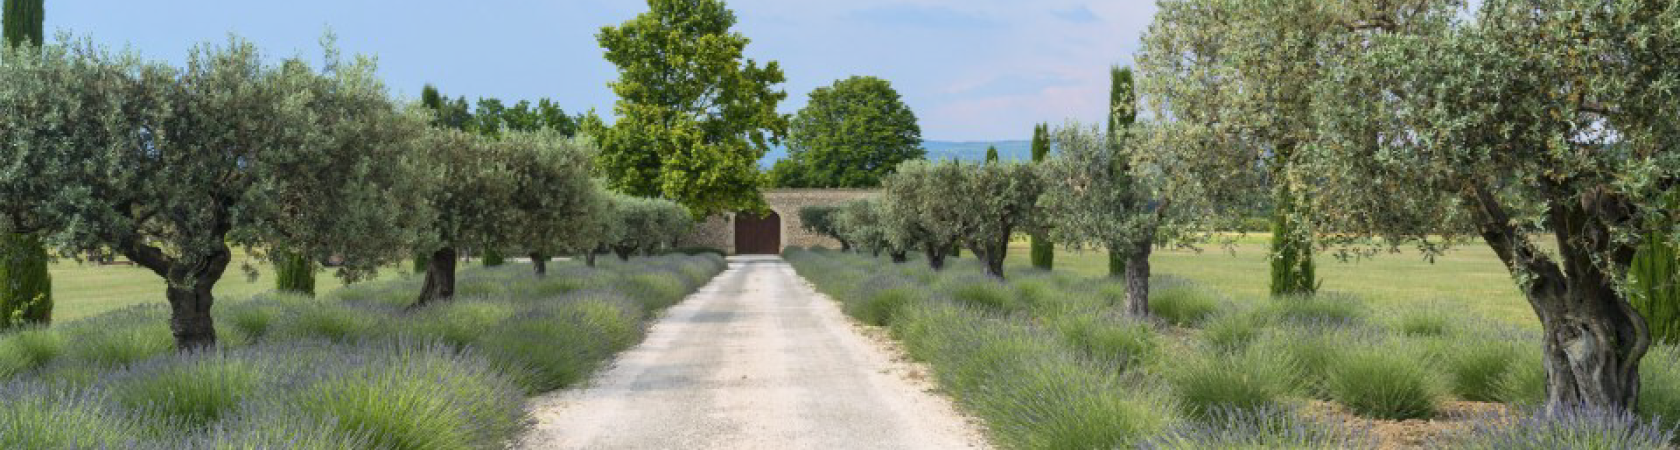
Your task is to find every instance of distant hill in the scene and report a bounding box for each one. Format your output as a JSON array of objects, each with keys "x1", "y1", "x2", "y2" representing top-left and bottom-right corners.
[{"x1": 758, "y1": 140, "x2": 1034, "y2": 168}]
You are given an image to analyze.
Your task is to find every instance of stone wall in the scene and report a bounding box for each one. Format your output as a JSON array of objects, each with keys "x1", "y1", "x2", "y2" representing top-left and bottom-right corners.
[{"x1": 679, "y1": 189, "x2": 878, "y2": 254}]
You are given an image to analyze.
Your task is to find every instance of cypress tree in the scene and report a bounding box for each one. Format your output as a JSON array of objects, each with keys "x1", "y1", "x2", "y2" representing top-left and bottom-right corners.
[
  {"x1": 985, "y1": 145, "x2": 1000, "y2": 163},
  {"x1": 1029, "y1": 124, "x2": 1054, "y2": 270},
  {"x1": 1, "y1": 0, "x2": 50, "y2": 327},
  {"x1": 273, "y1": 251, "x2": 316, "y2": 297},
  {"x1": 1107, "y1": 66, "x2": 1135, "y2": 278},
  {"x1": 3, "y1": 0, "x2": 43, "y2": 49}
]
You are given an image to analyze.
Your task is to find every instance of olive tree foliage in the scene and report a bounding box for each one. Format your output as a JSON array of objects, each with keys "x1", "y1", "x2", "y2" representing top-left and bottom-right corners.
[
  {"x1": 591, "y1": 0, "x2": 789, "y2": 217},
  {"x1": 606, "y1": 194, "x2": 690, "y2": 261},
  {"x1": 1301, "y1": 0, "x2": 1678, "y2": 413},
  {"x1": 835, "y1": 199, "x2": 893, "y2": 259},
  {"x1": 499, "y1": 130, "x2": 599, "y2": 277},
  {"x1": 798, "y1": 205, "x2": 848, "y2": 251},
  {"x1": 0, "y1": 36, "x2": 431, "y2": 349},
  {"x1": 576, "y1": 179, "x2": 624, "y2": 268},
  {"x1": 956, "y1": 161, "x2": 1043, "y2": 279},
  {"x1": 412, "y1": 129, "x2": 520, "y2": 307},
  {"x1": 770, "y1": 76, "x2": 924, "y2": 188},
  {"x1": 1040, "y1": 123, "x2": 1206, "y2": 316},
  {"x1": 1137, "y1": 0, "x2": 1358, "y2": 296},
  {"x1": 881, "y1": 160, "x2": 967, "y2": 270}
]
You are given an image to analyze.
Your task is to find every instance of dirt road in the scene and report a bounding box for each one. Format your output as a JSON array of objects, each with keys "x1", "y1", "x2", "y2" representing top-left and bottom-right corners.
[{"x1": 519, "y1": 256, "x2": 990, "y2": 450}]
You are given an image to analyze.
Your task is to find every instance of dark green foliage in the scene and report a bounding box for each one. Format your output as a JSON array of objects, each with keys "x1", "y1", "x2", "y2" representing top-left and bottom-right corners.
[
  {"x1": 771, "y1": 76, "x2": 924, "y2": 188},
  {"x1": 1106, "y1": 66, "x2": 1136, "y2": 279},
  {"x1": 0, "y1": 1, "x2": 48, "y2": 328},
  {"x1": 419, "y1": 83, "x2": 473, "y2": 130},
  {"x1": 1631, "y1": 195, "x2": 1680, "y2": 344},
  {"x1": 482, "y1": 248, "x2": 505, "y2": 267},
  {"x1": 1029, "y1": 123, "x2": 1054, "y2": 270},
  {"x1": 1269, "y1": 193, "x2": 1318, "y2": 296},
  {"x1": 272, "y1": 251, "x2": 315, "y2": 297},
  {"x1": 984, "y1": 145, "x2": 999, "y2": 162},
  {"x1": 2, "y1": 0, "x2": 42, "y2": 49},
  {"x1": 592, "y1": 0, "x2": 789, "y2": 217},
  {"x1": 0, "y1": 232, "x2": 50, "y2": 327}
]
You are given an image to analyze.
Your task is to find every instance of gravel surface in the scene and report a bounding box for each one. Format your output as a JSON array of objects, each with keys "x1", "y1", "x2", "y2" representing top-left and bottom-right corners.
[{"x1": 519, "y1": 256, "x2": 991, "y2": 450}]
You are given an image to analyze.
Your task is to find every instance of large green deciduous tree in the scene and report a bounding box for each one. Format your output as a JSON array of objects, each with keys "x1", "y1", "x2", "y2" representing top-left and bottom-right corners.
[
  {"x1": 1301, "y1": 0, "x2": 1677, "y2": 413},
  {"x1": 1138, "y1": 0, "x2": 1333, "y2": 296},
  {"x1": 770, "y1": 76, "x2": 923, "y2": 188},
  {"x1": 0, "y1": 37, "x2": 431, "y2": 349},
  {"x1": 591, "y1": 0, "x2": 788, "y2": 217},
  {"x1": 0, "y1": 0, "x2": 48, "y2": 328}
]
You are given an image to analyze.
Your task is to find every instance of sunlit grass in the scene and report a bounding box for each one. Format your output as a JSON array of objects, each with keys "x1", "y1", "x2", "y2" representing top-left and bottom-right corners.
[{"x1": 1002, "y1": 236, "x2": 1536, "y2": 327}]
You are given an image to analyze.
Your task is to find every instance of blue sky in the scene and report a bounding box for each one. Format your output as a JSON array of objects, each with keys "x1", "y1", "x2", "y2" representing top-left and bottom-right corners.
[{"x1": 45, "y1": 1, "x2": 1158, "y2": 141}]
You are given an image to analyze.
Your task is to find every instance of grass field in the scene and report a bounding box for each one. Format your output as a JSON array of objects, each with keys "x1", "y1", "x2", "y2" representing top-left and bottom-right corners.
[
  {"x1": 1002, "y1": 235, "x2": 1537, "y2": 327},
  {"x1": 49, "y1": 256, "x2": 408, "y2": 321}
]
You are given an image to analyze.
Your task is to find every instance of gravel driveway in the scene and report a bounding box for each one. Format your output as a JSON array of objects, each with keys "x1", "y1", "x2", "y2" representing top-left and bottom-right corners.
[{"x1": 519, "y1": 255, "x2": 990, "y2": 450}]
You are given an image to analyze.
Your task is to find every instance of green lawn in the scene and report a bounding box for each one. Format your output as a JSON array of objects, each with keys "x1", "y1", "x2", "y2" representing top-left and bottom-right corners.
[
  {"x1": 49, "y1": 255, "x2": 409, "y2": 321},
  {"x1": 1002, "y1": 235, "x2": 1537, "y2": 327}
]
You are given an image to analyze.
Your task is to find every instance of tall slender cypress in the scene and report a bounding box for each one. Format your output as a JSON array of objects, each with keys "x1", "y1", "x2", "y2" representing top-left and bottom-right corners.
[
  {"x1": 1029, "y1": 124, "x2": 1054, "y2": 270},
  {"x1": 1107, "y1": 66, "x2": 1135, "y2": 278},
  {"x1": 2, "y1": 0, "x2": 43, "y2": 49},
  {"x1": 1, "y1": 0, "x2": 50, "y2": 328},
  {"x1": 274, "y1": 251, "x2": 316, "y2": 297}
]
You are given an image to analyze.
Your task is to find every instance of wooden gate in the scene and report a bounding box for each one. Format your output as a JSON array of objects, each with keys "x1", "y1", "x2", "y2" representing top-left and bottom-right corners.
[{"x1": 734, "y1": 211, "x2": 782, "y2": 255}]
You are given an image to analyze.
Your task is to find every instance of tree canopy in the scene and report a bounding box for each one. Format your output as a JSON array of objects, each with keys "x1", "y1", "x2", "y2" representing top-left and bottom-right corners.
[
  {"x1": 1288, "y1": 0, "x2": 1678, "y2": 413},
  {"x1": 590, "y1": 0, "x2": 788, "y2": 217},
  {"x1": 770, "y1": 76, "x2": 924, "y2": 188},
  {"x1": 0, "y1": 36, "x2": 431, "y2": 348}
]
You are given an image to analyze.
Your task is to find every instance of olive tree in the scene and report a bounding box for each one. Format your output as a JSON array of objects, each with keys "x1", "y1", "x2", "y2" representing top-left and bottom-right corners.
[
  {"x1": 1302, "y1": 0, "x2": 1678, "y2": 413},
  {"x1": 955, "y1": 162, "x2": 1043, "y2": 279},
  {"x1": 500, "y1": 130, "x2": 598, "y2": 277},
  {"x1": 576, "y1": 180, "x2": 623, "y2": 268},
  {"x1": 0, "y1": 37, "x2": 430, "y2": 349},
  {"x1": 413, "y1": 129, "x2": 520, "y2": 306},
  {"x1": 798, "y1": 205, "x2": 848, "y2": 251},
  {"x1": 1137, "y1": 0, "x2": 1355, "y2": 295},
  {"x1": 607, "y1": 194, "x2": 687, "y2": 260},
  {"x1": 835, "y1": 199, "x2": 891, "y2": 258},
  {"x1": 881, "y1": 160, "x2": 966, "y2": 270}
]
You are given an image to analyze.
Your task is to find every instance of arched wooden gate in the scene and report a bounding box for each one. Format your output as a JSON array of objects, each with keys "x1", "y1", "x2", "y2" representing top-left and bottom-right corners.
[{"x1": 734, "y1": 211, "x2": 782, "y2": 255}]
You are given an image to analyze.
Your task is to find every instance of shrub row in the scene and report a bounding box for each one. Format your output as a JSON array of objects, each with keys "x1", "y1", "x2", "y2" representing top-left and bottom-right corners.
[
  {"x1": 0, "y1": 254, "x2": 725, "y2": 449},
  {"x1": 785, "y1": 248, "x2": 1680, "y2": 448}
]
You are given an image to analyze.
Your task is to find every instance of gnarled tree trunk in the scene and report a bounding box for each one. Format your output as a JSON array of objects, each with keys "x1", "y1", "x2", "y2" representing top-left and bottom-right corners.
[
  {"x1": 584, "y1": 248, "x2": 599, "y2": 268},
  {"x1": 530, "y1": 252, "x2": 549, "y2": 277},
  {"x1": 971, "y1": 237, "x2": 1008, "y2": 279},
  {"x1": 124, "y1": 238, "x2": 230, "y2": 351},
  {"x1": 415, "y1": 247, "x2": 458, "y2": 308},
  {"x1": 1123, "y1": 231, "x2": 1155, "y2": 317},
  {"x1": 614, "y1": 245, "x2": 634, "y2": 261},
  {"x1": 924, "y1": 242, "x2": 947, "y2": 270},
  {"x1": 1472, "y1": 185, "x2": 1649, "y2": 413}
]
